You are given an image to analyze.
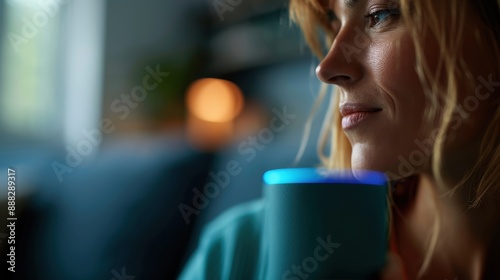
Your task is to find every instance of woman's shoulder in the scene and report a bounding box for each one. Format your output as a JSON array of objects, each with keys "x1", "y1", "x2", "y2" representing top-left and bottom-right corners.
[
  {"x1": 202, "y1": 199, "x2": 264, "y2": 238},
  {"x1": 179, "y1": 199, "x2": 266, "y2": 280}
]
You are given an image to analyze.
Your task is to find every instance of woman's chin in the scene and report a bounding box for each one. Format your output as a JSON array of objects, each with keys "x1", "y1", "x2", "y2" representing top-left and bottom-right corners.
[
  {"x1": 351, "y1": 153, "x2": 402, "y2": 179},
  {"x1": 351, "y1": 148, "x2": 388, "y2": 170}
]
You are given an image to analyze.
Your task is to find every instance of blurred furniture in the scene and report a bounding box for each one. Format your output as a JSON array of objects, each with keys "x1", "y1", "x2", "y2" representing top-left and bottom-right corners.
[{"x1": 0, "y1": 133, "x2": 213, "y2": 280}]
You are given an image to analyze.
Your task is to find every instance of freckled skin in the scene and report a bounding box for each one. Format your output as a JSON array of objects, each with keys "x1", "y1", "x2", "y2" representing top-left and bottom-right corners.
[
  {"x1": 316, "y1": 0, "x2": 498, "y2": 178},
  {"x1": 317, "y1": 1, "x2": 428, "y2": 176}
]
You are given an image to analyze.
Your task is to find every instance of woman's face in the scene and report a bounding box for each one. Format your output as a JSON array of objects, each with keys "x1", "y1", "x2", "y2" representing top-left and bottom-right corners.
[{"x1": 316, "y1": 0, "x2": 498, "y2": 179}]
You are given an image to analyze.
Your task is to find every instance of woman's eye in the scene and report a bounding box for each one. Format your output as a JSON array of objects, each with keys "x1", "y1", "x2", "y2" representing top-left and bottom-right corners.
[{"x1": 365, "y1": 8, "x2": 400, "y2": 28}]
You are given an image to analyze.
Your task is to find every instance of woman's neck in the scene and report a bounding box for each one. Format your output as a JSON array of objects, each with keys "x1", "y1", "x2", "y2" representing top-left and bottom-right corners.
[{"x1": 392, "y1": 173, "x2": 500, "y2": 279}]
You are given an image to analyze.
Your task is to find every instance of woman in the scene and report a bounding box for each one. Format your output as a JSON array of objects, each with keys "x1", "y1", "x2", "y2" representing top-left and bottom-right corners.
[{"x1": 180, "y1": 0, "x2": 500, "y2": 279}]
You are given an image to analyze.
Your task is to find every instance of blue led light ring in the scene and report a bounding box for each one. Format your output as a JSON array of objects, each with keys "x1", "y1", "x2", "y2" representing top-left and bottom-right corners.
[{"x1": 263, "y1": 168, "x2": 387, "y2": 186}]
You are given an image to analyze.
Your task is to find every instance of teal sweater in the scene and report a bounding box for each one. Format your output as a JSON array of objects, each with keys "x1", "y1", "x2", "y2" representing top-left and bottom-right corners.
[{"x1": 179, "y1": 200, "x2": 265, "y2": 280}]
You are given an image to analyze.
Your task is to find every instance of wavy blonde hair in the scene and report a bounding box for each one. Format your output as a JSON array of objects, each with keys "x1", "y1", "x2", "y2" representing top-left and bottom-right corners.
[{"x1": 289, "y1": 0, "x2": 500, "y2": 277}]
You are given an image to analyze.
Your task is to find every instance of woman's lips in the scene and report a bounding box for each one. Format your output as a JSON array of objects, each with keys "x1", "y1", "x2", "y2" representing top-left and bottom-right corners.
[{"x1": 339, "y1": 104, "x2": 382, "y2": 130}]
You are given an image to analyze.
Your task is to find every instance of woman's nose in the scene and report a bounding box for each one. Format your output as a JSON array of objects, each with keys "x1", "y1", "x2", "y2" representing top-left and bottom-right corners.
[{"x1": 315, "y1": 29, "x2": 364, "y2": 86}]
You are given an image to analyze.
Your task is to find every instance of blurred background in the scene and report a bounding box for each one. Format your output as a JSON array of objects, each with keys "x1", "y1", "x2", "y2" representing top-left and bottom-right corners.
[{"x1": 0, "y1": 0, "x2": 331, "y2": 279}]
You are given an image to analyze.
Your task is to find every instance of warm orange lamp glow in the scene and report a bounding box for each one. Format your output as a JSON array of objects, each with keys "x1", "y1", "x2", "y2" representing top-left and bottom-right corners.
[
  {"x1": 185, "y1": 78, "x2": 245, "y2": 150},
  {"x1": 186, "y1": 78, "x2": 243, "y2": 123}
]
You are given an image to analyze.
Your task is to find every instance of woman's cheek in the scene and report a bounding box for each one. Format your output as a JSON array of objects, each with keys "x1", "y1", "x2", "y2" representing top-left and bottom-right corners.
[{"x1": 355, "y1": 33, "x2": 430, "y2": 176}]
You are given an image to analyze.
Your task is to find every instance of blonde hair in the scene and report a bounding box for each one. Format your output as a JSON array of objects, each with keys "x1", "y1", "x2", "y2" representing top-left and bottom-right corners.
[{"x1": 289, "y1": 0, "x2": 500, "y2": 277}]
